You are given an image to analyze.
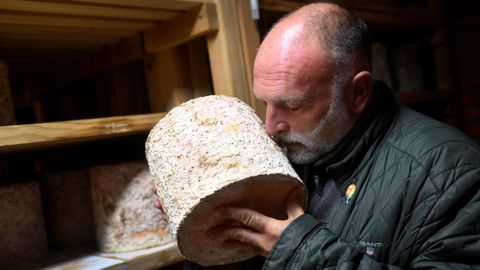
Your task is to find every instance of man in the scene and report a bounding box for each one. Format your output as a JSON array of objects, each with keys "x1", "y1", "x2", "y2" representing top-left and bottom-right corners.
[{"x1": 167, "y1": 2, "x2": 480, "y2": 269}]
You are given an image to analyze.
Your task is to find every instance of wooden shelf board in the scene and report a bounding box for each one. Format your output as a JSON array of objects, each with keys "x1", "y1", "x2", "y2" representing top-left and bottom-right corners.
[
  {"x1": 0, "y1": 113, "x2": 165, "y2": 153},
  {"x1": 23, "y1": 241, "x2": 183, "y2": 270},
  {"x1": 0, "y1": 13, "x2": 156, "y2": 30},
  {"x1": 0, "y1": 0, "x2": 179, "y2": 21},
  {"x1": 70, "y1": 0, "x2": 204, "y2": 11}
]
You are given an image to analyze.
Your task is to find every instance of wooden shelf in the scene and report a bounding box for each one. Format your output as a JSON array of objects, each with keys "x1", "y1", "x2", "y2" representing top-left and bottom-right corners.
[
  {"x1": 25, "y1": 241, "x2": 183, "y2": 270},
  {"x1": 0, "y1": 113, "x2": 165, "y2": 153},
  {"x1": 394, "y1": 91, "x2": 454, "y2": 104}
]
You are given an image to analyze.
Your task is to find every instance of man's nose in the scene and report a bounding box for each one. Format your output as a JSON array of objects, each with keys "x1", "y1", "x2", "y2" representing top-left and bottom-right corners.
[{"x1": 265, "y1": 106, "x2": 288, "y2": 136}]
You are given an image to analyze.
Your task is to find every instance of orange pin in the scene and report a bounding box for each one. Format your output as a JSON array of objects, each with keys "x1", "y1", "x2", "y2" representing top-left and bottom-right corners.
[{"x1": 345, "y1": 184, "x2": 356, "y2": 204}]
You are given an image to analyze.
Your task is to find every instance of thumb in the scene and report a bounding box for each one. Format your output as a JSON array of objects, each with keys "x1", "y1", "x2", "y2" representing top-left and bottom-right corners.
[{"x1": 285, "y1": 186, "x2": 305, "y2": 219}]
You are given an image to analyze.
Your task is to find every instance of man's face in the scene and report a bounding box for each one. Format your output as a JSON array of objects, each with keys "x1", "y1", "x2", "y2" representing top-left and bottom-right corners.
[
  {"x1": 253, "y1": 23, "x2": 355, "y2": 164},
  {"x1": 273, "y1": 79, "x2": 354, "y2": 164}
]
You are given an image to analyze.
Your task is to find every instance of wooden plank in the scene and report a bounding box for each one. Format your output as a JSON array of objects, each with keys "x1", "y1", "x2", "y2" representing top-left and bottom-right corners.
[
  {"x1": 174, "y1": 0, "x2": 215, "y2": 3},
  {"x1": 144, "y1": 3, "x2": 218, "y2": 53},
  {"x1": 0, "y1": 41, "x2": 103, "y2": 51},
  {"x1": 70, "y1": 0, "x2": 201, "y2": 11},
  {"x1": 27, "y1": 242, "x2": 182, "y2": 269},
  {"x1": 236, "y1": 0, "x2": 265, "y2": 120},
  {"x1": 100, "y1": 242, "x2": 183, "y2": 269},
  {"x1": 0, "y1": 48, "x2": 91, "y2": 62},
  {"x1": 206, "y1": 0, "x2": 252, "y2": 104},
  {"x1": 0, "y1": 113, "x2": 165, "y2": 153},
  {"x1": 0, "y1": 25, "x2": 136, "y2": 38},
  {"x1": 0, "y1": 13, "x2": 155, "y2": 30},
  {"x1": 258, "y1": 0, "x2": 302, "y2": 13},
  {"x1": 0, "y1": 35, "x2": 119, "y2": 44},
  {"x1": 0, "y1": 0, "x2": 178, "y2": 20}
]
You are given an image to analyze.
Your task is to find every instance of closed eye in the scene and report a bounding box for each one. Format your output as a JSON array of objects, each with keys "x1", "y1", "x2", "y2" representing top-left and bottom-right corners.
[{"x1": 286, "y1": 106, "x2": 300, "y2": 112}]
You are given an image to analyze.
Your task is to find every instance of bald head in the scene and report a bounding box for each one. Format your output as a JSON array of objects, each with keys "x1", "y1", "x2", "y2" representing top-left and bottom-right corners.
[
  {"x1": 266, "y1": 2, "x2": 371, "y2": 72},
  {"x1": 253, "y1": 3, "x2": 373, "y2": 163}
]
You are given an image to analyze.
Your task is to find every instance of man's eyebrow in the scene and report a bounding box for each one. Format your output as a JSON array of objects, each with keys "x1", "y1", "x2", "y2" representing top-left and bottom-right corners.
[
  {"x1": 272, "y1": 95, "x2": 312, "y2": 104},
  {"x1": 253, "y1": 90, "x2": 313, "y2": 104}
]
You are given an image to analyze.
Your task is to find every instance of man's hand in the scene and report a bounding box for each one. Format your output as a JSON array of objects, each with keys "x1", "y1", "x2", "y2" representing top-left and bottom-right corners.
[
  {"x1": 207, "y1": 187, "x2": 305, "y2": 257},
  {"x1": 152, "y1": 185, "x2": 163, "y2": 211}
]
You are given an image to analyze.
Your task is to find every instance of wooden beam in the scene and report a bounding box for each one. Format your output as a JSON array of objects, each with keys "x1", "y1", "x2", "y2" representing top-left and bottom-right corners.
[
  {"x1": 0, "y1": 25, "x2": 136, "y2": 39},
  {"x1": 0, "y1": 41, "x2": 104, "y2": 51},
  {"x1": 144, "y1": 3, "x2": 218, "y2": 53},
  {"x1": 0, "y1": 35, "x2": 119, "y2": 44},
  {"x1": 187, "y1": 38, "x2": 214, "y2": 98},
  {"x1": 0, "y1": 0, "x2": 178, "y2": 20},
  {"x1": 206, "y1": 0, "x2": 252, "y2": 104},
  {"x1": 70, "y1": 0, "x2": 201, "y2": 11},
  {"x1": 0, "y1": 13, "x2": 155, "y2": 30},
  {"x1": 0, "y1": 113, "x2": 165, "y2": 153},
  {"x1": 236, "y1": 0, "x2": 265, "y2": 120},
  {"x1": 174, "y1": 0, "x2": 215, "y2": 3}
]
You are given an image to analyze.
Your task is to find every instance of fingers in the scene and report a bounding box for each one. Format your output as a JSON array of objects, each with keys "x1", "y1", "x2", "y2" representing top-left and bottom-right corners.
[
  {"x1": 219, "y1": 207, "x2": 268, "y2": 232},
  {"x1": 285, "y1": 186, "x2": 305, "y2": 220},
  {"x1": 151, "y1": 185, "x2": 163, "y2": 211},
  {"x1": 207, "y1": 226, "x2": 268, "y2": 257},
  {"x1": 154, "y1": 199, "x2": 163, "y2": 210}
]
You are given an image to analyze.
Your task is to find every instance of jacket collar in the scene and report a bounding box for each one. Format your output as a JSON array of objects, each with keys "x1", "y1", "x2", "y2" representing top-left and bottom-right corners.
[{"x1": 294, "y1": 80, "x2": 398, "y2": 190}]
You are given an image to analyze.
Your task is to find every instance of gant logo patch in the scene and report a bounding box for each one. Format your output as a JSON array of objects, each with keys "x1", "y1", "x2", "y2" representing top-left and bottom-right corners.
[{"x1": 359, "y1": 241, "x2": 383, "y2": 256}]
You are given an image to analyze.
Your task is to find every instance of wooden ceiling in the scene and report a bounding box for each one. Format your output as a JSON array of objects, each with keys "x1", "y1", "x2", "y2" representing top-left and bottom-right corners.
[{"x1": 0, "y1": 0, "x2": 210, "y2": 72}]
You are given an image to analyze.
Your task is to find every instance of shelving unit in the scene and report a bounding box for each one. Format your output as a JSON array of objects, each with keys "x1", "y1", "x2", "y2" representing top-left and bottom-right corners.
[
  {"x1": 0, "y1": 113, "x2": 164, "y2": 153},
  {"x1": 0, "y1": 1, "x2": 461, "y2": 269},
  {"x1": 0, "y1": 0, "x2": 262, "y2": 269}
]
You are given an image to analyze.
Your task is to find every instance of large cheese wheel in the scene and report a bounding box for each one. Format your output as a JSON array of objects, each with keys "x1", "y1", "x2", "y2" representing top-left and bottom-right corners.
[
  {"x1": 89, "y1": 161, "x2": 173, "y2": 253},
  {"x1": 145, "y1": 95, "x2": 306, "y2": 266}
]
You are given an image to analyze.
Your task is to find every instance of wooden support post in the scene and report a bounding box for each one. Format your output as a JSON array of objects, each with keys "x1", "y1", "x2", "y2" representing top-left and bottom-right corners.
[
  {"x1": 206, "y1": 0, "x2": 253, "y2": 105},
  {"x1": 236, "y1": 0, "x2": 266, "y2": 120},
  {"x1": 187, "y1": 38, "x2": 214, "y2": 98},
  {"x1": 0, "y1": 0, "x2": 177, "y2": 20}
]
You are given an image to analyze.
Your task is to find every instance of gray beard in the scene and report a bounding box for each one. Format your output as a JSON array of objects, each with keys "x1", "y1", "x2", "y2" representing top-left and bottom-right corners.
[{"x1": 275, "y1": 94, "x2": 355, "y2": 165}]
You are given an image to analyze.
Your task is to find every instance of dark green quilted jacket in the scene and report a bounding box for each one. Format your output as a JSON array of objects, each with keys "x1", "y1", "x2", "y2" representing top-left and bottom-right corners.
[{"x1": 263, "y1": 82, "x2": 480, "y2": 269}]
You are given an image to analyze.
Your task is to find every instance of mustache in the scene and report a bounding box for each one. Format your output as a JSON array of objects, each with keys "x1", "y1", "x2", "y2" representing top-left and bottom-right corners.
[{"x1": 271, "y1": 134, "x2": 299, "y2": 147}]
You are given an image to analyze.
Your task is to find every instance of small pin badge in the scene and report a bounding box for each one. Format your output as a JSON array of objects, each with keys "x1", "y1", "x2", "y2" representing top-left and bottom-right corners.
[
  {"x1": 345, "y1": 183, "x2": 356, "y2": 204},
  {"x1": 366, "y1": 246, "x2": 375, "y2": 256}
]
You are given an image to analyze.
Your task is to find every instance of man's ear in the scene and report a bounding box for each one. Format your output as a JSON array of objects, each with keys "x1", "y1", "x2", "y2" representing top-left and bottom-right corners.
[{"x1": 345, "y1": 71, "x2": 372, "y2": 115}]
